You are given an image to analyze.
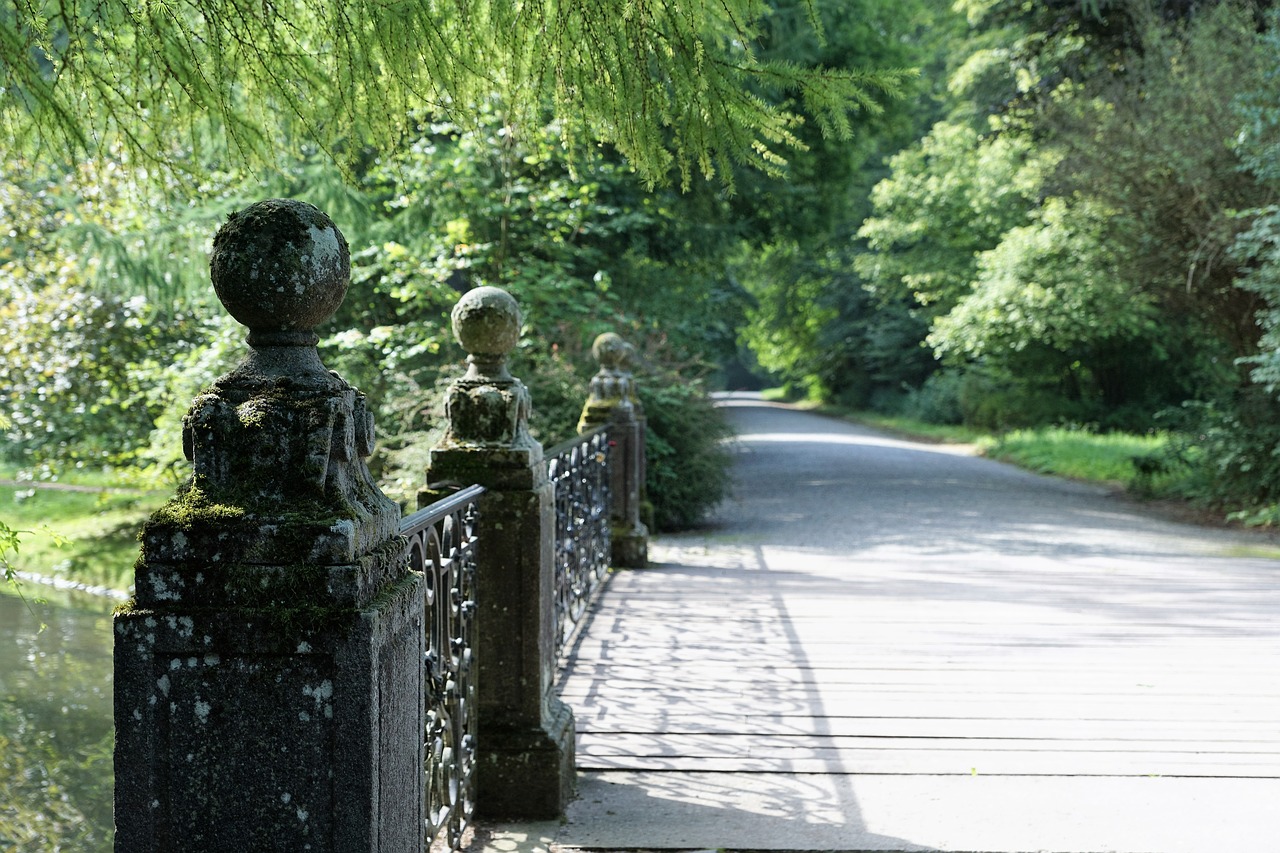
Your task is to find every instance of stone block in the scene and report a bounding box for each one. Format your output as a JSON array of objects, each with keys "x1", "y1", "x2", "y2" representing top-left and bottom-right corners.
[{"x1": 114, "y1": 572, "x2": 424, "y2": 852}]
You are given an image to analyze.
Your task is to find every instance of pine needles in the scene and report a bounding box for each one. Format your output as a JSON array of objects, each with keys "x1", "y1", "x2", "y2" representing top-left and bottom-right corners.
[{"x1": 0, "y1": 0, "x2": 912, "y2": 188}]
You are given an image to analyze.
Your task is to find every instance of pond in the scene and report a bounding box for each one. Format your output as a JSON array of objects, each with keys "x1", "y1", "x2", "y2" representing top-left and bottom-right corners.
[{"x1": 1, "y1": 584, "x2": 116, "y2": 851}]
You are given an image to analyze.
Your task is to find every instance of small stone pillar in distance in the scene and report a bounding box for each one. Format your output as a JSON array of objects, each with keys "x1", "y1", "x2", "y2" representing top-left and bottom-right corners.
[
  {"x1": 421, "y1": 286, "x2": 575, "y2": 818},
  {"x1": 113, "y1": 200, "x2": 424, "y2": 852},
  {"x1": 578, "y1": 332, "x2": 649, "y2": 567}
]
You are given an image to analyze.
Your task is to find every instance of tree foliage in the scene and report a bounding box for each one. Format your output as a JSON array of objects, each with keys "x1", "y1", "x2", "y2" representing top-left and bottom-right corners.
[
  {"x1": 0, "y1": 166, "x2": 216, "y2": 471},
  {"x1": 856, "y1": 120, "x2": 1051, "y2": 317},
  {"x1": 2, "y1": 100, "x2": 747, "y2": 527},
  {"x1": 327, "y1": 110, "x2": 744, "y2": 524},
  {"x1": 1039, "y1": 1, "x2": 1271, "y2": 356},
  {"x1": 1228, "y1": 14, "x2": 1280, "y2": 394},
  {"x1": 929, "y1": 198, "x2": 1177, "y2": 426},
  {"x1": 732, "y1": 0, "x2": 1280, "y2": 518},
  {"x1": 26, "y1": 0, "x2": 1280, "y2": 530},
  {"x1": 733, "y1": 0, "x2": 948, "y2": 402},
  {"x1": 835, "y1": 0, "x2": 1273, "y2": 430},
  {"x1": 931, "y1": 199, "x2": 1150, "y2": 361},
  {"x1": 1, "y1": 0, "x2": 911, "y2": 189}
]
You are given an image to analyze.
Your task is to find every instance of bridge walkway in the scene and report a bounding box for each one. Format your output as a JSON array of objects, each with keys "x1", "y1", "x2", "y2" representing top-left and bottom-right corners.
[{"x1": 481, "y1": 396, "x2": 1280, "y2": 853}]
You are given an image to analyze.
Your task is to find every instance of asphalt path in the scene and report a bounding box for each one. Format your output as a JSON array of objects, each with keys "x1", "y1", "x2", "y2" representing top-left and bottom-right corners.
[{"x1": 711, "y1": 393, "x2": 1263, "y2": 563}]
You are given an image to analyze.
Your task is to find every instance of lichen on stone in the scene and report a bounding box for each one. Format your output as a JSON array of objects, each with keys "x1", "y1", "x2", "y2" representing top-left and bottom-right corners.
[{"x1": 209, "y1": 199, "x2": 350, "y2": 334}]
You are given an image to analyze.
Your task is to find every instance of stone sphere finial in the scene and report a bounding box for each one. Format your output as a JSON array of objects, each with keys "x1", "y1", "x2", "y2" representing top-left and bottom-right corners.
[
  {"x1": 592, "y1": 332, "x2": 628, "y2": 370},
  {"x1": 453, "y1": 286, "x2": 522, "y2": 360},
  {"x1": 209, "y1": 199, "x2": 350, "y2": 345}
]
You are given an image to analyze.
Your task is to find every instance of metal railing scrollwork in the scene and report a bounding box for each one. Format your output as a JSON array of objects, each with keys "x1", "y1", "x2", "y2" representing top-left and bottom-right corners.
[
  {"x1": 401, "y1": 485, "x2": 484, "y2": 851},
  {"x1": 546, "y1": 425, "x2": 612, "y2": 659}
]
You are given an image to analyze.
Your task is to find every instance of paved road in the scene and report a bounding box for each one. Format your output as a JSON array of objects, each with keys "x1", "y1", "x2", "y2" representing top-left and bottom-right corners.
[
  {"x1": 704, "y1": 394, "x2": 1265, "y2": 562},
  {"x1": 481, "y1": 395, "x2": 1280, "y2": 853}
]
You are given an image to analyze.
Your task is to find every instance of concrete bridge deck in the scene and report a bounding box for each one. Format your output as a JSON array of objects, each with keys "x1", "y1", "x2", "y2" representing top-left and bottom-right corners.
[{"x1": 477, "y1": 396, "x2": 1280, "y2": 853}]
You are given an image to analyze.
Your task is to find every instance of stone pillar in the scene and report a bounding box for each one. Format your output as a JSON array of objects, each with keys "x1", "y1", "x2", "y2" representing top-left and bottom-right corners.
[
  {"x1": 113, "y1": 200, "x2": 424, "y2": 852},
  {"x1": 578, "y1": 332, "x2": 649, "y2": 567},
  {"x1": 421, "y1": 286, "x2": 575, "y2": 818}
]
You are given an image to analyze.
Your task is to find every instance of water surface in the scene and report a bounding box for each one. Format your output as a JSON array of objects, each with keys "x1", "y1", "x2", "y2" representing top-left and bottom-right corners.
[{"x1": 1, "y1": 585, "x2": 115, "y2": 851}]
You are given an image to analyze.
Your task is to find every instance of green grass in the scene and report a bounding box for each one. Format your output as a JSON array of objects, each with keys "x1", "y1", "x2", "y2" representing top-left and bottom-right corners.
[
  {"x1": 836, "y1": 409, "x2": 991, "y2": 447},
  {"x1": 759, "y1": 386, "x2": 795, "y2": 403},
  {"x1": 759, "y1": 388, "x2": 989, "y2": 445},
  {"x1": 0, "y1": 481, "x2": 164, "y2": 594},
  {"x1": 827, "y1": 411, "x2": 1187, "y2": 494},
  {"x1": 768, "y1": 396, "x2": 1175, "y2": 488},
  {"x1": 987, "y1": 427, "x2": 1170, "y2": 485},
  {"x1": 1219, "y1": 542, "x2": 1280, "y2": 559}
]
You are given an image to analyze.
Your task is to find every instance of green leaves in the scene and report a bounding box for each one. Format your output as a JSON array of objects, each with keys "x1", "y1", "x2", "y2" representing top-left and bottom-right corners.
[
  {"x1": 1, "y1": 519, "x2": 67, "y2": 631},
  {"x1": 930, "y1": 198, "x2": 1155, "y2": 361},
  {"x1": 0, "y1": 0, "x2": 910, "y2": 189},
  {"x1": 792, "y1": 1, "x2": 1275, "y2": 434},
  {"x1": 1231, "y1": 16, "x2": 1280, "y2": 399},
  {"x1": 1, "y1": 520, "x2": 23, "y2": 586},
  {"x1": 856, "y1": 119, "x2": 1050, "y2": 315}
]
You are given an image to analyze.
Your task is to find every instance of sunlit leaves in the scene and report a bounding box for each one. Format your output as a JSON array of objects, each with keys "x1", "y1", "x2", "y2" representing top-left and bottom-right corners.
[
  {"x1": 929, "y1": 198, "x2": 1156, "y2": 361},
  {"x1": 855, "y1": 119, "x2": 1050, "y2": 315},
  {"x1": 0, "y1": 0, "x2": 910, "y2": 189}
]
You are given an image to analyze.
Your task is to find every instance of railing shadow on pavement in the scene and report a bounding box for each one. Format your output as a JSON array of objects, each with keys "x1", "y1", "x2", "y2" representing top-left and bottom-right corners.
[{"x1": 549, "y1": 540, "x2": 926, "y2": 852}]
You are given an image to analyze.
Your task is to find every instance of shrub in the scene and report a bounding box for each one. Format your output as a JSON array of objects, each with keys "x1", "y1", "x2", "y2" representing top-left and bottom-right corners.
[
  {"x1": 0, "y1": 284, "x2": 200, "y2": 473},
  {"x1": 638, "y1": 376, "x2": 733, "y2": 531},
  {"x1": 900, "y1": 369, "x2": 965, "y2": 425},
  {"x1": 393, "y1": 343, "x2": 734, "y2": 532},
  {"x1": 1166, "y1": 392, "x2": 1280, "y2": 523}
]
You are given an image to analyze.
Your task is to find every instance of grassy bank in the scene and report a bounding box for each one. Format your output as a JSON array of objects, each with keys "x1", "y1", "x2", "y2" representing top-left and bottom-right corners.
[
  {"x1": 833, "y1": 408, "x2": 992, "y2": 448},
  {"x1": 804, "y1": 403, "x2": 1186, "y2": 497},
  {"x1": 986, "y1": 427, "x2": 1171, "y2": 487},
  {"x1": 1, "y1": 469, "x2": 164, "y2": 596}
]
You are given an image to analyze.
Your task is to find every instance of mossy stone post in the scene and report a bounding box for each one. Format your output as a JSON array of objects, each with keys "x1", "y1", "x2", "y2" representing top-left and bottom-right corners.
[
  {"x1": 578, "y1": 332, "x2": 649, "y2": 567},
  {"x1": 113, "y1": 200, "x2": 425, "y2": 852},
  {"x1": 421, "y1": 286, "x2": 575, "y2": 817}
]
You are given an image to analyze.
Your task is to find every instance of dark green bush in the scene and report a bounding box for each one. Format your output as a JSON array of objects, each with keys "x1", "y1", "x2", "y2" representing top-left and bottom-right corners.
[
  {"x1": 506, "y1": 347, "x2": 734, "y2": 532},
  {"x1": 517, "y1": 349, "x2": 592, "y2": 449},
  {"x1": 956, "y1": 368, "x2": 1089, "y2": 431},
  {"x1": 638, "y1": 377, "x2": 733, "y2": 531},
  {"x1": 899, "y1": 369, "x2": 965, "y2": 425},
  {"x1": 1163, "y1": 392, "x2": 1280, "y2": 523}
]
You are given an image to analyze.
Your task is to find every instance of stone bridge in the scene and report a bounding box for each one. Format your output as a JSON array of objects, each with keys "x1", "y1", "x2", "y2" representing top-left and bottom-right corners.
[{"x1": 113, "y1": 200, "x2": 1280, "y2": 853}]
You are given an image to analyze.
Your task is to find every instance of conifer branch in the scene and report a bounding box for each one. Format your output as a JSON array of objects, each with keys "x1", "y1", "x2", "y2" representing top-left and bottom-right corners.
[{"x1": 0, "y1": 0, "x2": 907, "y2": 187}]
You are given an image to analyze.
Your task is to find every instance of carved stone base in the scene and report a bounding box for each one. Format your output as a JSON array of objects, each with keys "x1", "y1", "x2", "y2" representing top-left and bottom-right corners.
[
  {"x1": 612, "y1": 525, "x2": 650, "y2": 568},
  {"x1": 475, "y1": 697, "x2": 576, "y2": 819},
  {"x1": 114, "y1": 572, "x2": 424, "y2": 852}
]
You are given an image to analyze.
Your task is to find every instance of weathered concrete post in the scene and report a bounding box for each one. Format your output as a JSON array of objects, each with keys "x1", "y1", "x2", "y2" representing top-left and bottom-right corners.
[
  {"x1": 420, "y1": 286, "x2": 575, "y2": 817},
  {"x1": 578, "y1": 332, "x2": 649, "y2": 567},
  {"x1": 113, "y1": 199, "x2": 424, "y2": 852}
]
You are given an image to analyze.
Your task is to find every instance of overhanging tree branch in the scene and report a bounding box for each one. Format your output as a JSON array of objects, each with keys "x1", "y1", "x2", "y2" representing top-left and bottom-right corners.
[{"x1": 0, "y1": 0, "x2": 907, "y2": 187}]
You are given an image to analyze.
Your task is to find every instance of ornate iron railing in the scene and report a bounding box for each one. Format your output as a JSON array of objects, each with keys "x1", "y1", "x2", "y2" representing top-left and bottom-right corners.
[
  {"x1": 545, "y1": 425, "x2": 612, "y2": 659},
  {"x1": 401, "y1": 485, "x2": 484, "y2": 852}
]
